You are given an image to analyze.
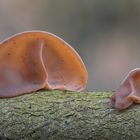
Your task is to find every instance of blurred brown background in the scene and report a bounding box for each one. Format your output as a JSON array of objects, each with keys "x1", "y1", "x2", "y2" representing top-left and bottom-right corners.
[{"x1": 0, "y1": 0, "x2": 140, "y2": 91}]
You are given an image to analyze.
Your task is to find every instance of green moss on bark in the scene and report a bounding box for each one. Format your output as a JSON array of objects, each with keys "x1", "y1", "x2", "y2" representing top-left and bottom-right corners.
[{"x1": 0, "y1": 90, "x2": 139, "y2": 140}]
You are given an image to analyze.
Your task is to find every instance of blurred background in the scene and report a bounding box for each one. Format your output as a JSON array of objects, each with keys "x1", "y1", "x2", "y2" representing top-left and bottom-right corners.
[{"x1": 0, "y1": 0, "x2": 140, "y2": 91}]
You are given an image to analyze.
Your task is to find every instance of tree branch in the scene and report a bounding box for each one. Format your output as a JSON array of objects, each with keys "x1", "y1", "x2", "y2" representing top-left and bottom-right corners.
[{"x1": 0, "y1": 90, "x2": 139, "y2": 140}]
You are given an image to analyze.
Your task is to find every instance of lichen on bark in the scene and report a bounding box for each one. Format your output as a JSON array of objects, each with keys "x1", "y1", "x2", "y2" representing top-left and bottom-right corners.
[{"x1": 0, "y1": 90, "x2": 140, "y2": 140}]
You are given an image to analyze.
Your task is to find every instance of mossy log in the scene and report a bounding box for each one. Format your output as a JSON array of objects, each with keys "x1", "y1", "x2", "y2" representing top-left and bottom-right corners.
[{"x1": 0, "y1": 90, "x2": 140, "y2": 140}]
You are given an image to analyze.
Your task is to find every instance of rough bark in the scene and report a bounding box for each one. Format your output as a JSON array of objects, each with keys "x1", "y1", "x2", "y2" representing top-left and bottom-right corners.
[{"x1": 0, "y1": 90, "x2": 139, "y2": 140}]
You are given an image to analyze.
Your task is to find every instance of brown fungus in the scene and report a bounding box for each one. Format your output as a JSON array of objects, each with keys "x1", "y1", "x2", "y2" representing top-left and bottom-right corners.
[
  {"x1": 0, "y1": 31, "x2": 88, "y2": 98},
  {"x1": 111, "y1": 68, "x2": 140, "y2": 110}
]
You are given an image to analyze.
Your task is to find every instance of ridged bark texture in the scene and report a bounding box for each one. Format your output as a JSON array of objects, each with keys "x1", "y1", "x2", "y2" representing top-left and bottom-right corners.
[{"x1": 0, "y1": 90, "x2": 139, "y2": 140}]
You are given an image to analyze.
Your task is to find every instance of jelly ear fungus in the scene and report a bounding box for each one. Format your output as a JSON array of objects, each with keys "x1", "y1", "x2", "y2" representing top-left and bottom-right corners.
[
  {"x1": 111, "y1": 68, "x2": 140, "y2": 110},
  {"x1": 0, "y1": 31, "x2": 88, "y2": 98}
]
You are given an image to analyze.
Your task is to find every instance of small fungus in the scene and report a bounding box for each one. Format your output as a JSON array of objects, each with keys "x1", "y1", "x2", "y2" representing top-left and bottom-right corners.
[
  {"x1": 111, "y1": 68, "x2": 140, "y2": 110},
  {"x1": 0, "y1": 31, "x2": 88, "y2": 98}
]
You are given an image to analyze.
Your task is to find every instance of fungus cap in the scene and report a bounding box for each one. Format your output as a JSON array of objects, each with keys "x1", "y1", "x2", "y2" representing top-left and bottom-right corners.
[
  {"x1": 111, "y1": 68, "x2": 140, "y2": 110},
  {"x1": 0, "y1": 31, "x2": 88, "y2": 98}
]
